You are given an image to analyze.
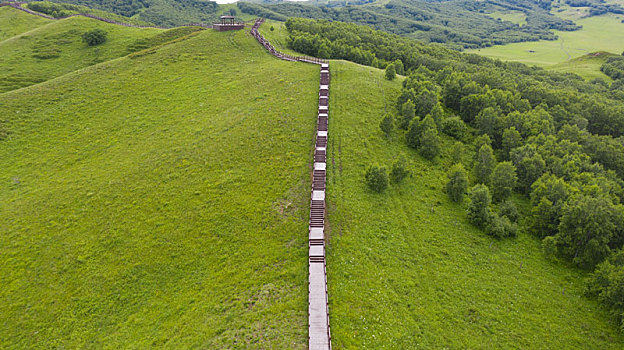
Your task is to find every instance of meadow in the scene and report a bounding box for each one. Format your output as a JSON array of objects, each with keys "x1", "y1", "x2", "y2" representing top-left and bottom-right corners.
[
  {"x1": 325, "y1": 60, "x2": 624, "y2": 348},
  {"x1": 0, "y1": 6, "x2": 53, "y2": 41},
  {"x1": 0, "y1": 8, "x2": 168, "y2": 93},
  {"x1": 0, "y1": 28, "x2": 319, "y2": 348},
  {"x1": 468, "y1": 13, "x2": 624, "y2": 79}
]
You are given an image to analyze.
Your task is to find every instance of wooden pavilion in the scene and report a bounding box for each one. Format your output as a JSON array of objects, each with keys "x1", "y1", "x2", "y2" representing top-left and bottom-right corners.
[{"x1": 213, "y1": 15, "x2": 245, "y2": 31}]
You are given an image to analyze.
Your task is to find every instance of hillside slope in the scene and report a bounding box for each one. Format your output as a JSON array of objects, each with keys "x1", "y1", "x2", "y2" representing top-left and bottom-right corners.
[
  {"x1": 0, "y1": 7, "x2": 203, "y2": 93},
  {"x1": 326, "y1": 60, "x2": 624, "y2": 348},
  {"x1": 0, "y1": 29, "x2": 318, "y2": 348},
  {"x1": 0, "y1": 5, "x2": 54, "y2": 41}
]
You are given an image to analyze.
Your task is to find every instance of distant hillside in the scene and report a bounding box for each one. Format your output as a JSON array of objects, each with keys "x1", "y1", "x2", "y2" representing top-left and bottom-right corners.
[
  {"x1": 43, "y1": 0, "x2": 221, "y2": 27},
  {"x1": 238, "y1": 0, "x2": 582, "y2": 49}
]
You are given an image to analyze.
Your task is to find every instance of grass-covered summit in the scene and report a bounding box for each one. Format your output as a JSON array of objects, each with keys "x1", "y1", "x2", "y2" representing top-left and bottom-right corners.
[{"x1": 0, "y1": 6, "x2": 205, "y2": 93}]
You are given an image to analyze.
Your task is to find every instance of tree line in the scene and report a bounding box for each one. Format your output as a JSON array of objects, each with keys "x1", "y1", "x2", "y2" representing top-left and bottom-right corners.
[{"x1": 284, "y1": 18, "x2": 624, "y2": 330}]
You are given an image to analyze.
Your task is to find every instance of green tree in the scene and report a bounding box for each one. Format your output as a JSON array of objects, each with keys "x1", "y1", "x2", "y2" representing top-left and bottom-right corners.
[
  {"x1": 379, "y1": 113, "x2": 394, "y2": 137},
  {"x1": 552, "y1": 195, "x2": 624, "y2": 269},
  {"x1": 446, "y1": 164, "x2": 469, "y2": 203},
  {"x1": 430, "y1": 103, "x2": 444, "y2": 127},
  {"x1": 390, "y1": 157, "x2": 409, "y2": 183},
  {"x1": 442, "y1": 116, "x2": 467, "y2": 140},
  {"x1": 468, "y1": 184, "x2": 492, "y2": 229},
  {"x1": 415, "y1": 89, "x2": 439, "y2": 118},
  {"x1": 528, "y1": 174, "x2": 570, "y2": 237},
  {"x1": 501, "y1": 127, "x2": 522, "y2": 160},
  {"x1": 406, "y1": 114, "x2": 436, "y2": 149},
  {"x1": 419, "y1": 128, "x2": 440, "y2": 160},
  {"x1": 474, "y1": 144, "x2": 496, "y2": 185},
  {"x1": 365, "y1": 165, "x2": 388, "y2": 193},
  {"x1": 400, "y1": 100, "x2": 416, "y2": 129},
  {"x1": 475, "y1": 107, "x2": 501, "y2": 142},
  {"x1": 385, "y1": 63, "x2": 396, "y2": 81},
  {"x1": 586, "y1": 249, "x2": 624, "y2": 329},
  {"x1": 499, "y1": 200, "x2": 519, "y2": 223},
  {"x1": 511, "y1": 144, "x2": 546, "y2": 194},
  {"x1": 451, "y1": 141, "x2": 464, "y2": 164},
  {"x1": 491, "y1": 161, "x2": 517, "y2": 202},
  {"x1": 393, "y1": 59, "x2": 405, "y2": 75},
  {"x1": 82, "y1": 29, "x2": 108, "y2": 46}
]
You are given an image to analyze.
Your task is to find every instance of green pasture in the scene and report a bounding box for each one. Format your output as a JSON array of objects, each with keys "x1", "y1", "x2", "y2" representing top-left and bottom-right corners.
[
  {"x1": 258, "y1": 19, "x2": 301, "y2": 56},
  {"x1": 0, "y1": 6, "x2": 53, "y2": 41},
  {"x1": 468, "y1": 14, "x2": 624, "y2": 78},
  {"x1": 0, "y1": 10, "x2": 167, "y2": 93},
  {"x1": 0, "y1": 28, "x2": 319, "y2": 348},
  {"x1": 325, "y1": 60, "x2": 624, "y2": 348}
]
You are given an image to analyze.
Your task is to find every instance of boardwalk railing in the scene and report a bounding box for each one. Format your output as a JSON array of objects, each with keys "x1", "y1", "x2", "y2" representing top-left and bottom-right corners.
[
  {"x1": 250, "y1": 18, "x2": 328, "y2": 65},
  {"x1": 250, "y1": 18, "x2": 332, "y2": 350}
]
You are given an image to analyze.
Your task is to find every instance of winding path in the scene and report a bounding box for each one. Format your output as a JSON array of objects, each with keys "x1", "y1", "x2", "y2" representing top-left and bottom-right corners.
[{"x1": 251, "y1": 19, "x2": 332, "y2": 350}]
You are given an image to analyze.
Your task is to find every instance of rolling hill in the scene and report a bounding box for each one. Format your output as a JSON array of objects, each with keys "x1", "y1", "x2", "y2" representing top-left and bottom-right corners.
[
  {"x1": 2, "y1": 5, "x2": 624, "y2": 349},
  {"x1": 0, "y1": 25, "x2": 319, "y2": 348},
  {"x1": 0, "y1": 7, "x2": 163, "y2": 93}
]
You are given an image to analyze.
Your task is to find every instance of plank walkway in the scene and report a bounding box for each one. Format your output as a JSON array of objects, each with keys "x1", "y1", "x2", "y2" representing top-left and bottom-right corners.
[{"x1": 252, "y1": 18, "x2": 332, "y2": 350}]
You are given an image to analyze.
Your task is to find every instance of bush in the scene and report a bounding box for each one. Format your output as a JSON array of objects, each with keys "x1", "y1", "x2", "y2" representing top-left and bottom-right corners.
[
  {"x1": 82, "y1": 29, "x2": 108, "y2": 46},
  {"x1": 365, "y1": 165, "x2": 388, "y2": 192},
  {"x1": 486, "y1": 214, "x2": 517, "y2": 238},
  {"x1": 446, "y1": 164, "x2": 468, "y2": 203},
  {"x1": 467, "y1": 184, "x2": 491, "y2": 229},
  {"x1": 390, "y1": 157, "x2": 409, "y2": 184}
]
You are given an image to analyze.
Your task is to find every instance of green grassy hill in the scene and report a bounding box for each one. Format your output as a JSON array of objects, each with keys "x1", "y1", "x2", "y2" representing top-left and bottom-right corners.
[
  {"x1": 0, "y1": 6, "x2": 54, "y2": 41},
  {"x1": 326, "y1": 60, "x2": 624, "y2": 348},
  {"x1": 0, "y1": 7, "x2": 209, "y2": 93},
  {"x1": 549, "y1": 51, "x2": 618, "y2": 80},
  {"x1": 0, "y1": 28, "x2": 319, "y2": 348}
]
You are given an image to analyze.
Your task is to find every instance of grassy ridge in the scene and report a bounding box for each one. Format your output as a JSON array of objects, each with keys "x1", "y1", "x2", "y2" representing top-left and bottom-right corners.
[
  {"x1": 0, "y1": 8, "x2": 208, "y2": 93},
  {"x1": 0, "y1": 11, "x2": 165, "y2": 93},
  {"x1": 326, "y1": 60, "x2": 624, "y2": 348},
  {"x1": 0, "y1": 6, "x2": 54, "y2": 41},
  {"x1": 0, "y1": 29, "x2": 318, "y2": 348},
  {"x1": 549, "y1": 51, "x2": 618, "y2": 80}
]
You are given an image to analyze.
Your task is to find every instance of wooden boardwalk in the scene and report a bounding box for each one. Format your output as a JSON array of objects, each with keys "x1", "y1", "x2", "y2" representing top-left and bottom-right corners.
[{"x1": 252, "y1": 19, "x2": 332, "y2": 350}]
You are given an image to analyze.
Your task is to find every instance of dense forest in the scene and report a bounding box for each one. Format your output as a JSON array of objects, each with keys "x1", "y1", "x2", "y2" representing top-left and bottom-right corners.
[
  {"x1": 285, "y1": 18, "x2": 624, "y2": 329},
  {"x1": 602, "y1": 55, "x2": 624, "y2": 81},
  {"x1": 238, "y1": 0, "x2": 580, "y2": 49}
]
